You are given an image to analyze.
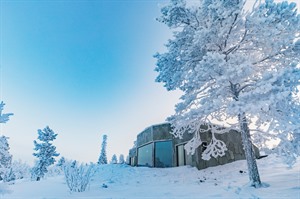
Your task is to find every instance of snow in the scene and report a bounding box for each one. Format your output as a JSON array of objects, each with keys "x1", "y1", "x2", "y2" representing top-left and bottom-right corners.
[{"x1": 1, "y1": 155, "x2": 299, "y2": 199}]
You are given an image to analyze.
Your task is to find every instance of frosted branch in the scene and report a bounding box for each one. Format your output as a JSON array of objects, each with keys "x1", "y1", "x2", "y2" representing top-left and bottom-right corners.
[
  {"x1": 0, "y1": 102, "x2": 13, "y2": 124},
  {"x1": 184, "y1": 130, "x2": 202, "y2": 155},
  {"x1": 202, "y1": 133, "x2": 227, "y2": 160}
]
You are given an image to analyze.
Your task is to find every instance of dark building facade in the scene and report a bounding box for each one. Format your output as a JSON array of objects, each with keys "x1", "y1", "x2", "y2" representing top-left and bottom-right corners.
[{"x1": 128, "y1": 123, "x2": 260, "y2": 170}]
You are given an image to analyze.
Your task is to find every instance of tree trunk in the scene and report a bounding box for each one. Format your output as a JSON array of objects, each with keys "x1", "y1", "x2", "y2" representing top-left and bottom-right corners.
[{"x1": 238, "y1": 112, "x2": 262, "y2": 188}]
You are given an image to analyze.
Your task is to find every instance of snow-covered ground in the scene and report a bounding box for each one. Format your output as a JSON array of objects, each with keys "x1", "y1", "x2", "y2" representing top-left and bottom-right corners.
[{"x1": 1, "y1": 155, "x2": 299, "y2": 199}]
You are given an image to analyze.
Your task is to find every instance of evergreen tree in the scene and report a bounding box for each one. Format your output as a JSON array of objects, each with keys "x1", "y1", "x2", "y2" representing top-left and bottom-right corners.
[
  {"x1": 119, "y1": 154, "x2": 125, "y2": 164},
  {"x1": 97, "y1": 135, "x2": 108, "y2": 164},
  {"x1": 0, "y1": 136, "x2": 12, "y2": 181},
  {"x1": 0, "y1": 101, "x2": 13, "y2": 182},
  {"x1": 31, "y1": 126, "x2": 59, "y2": 181},
  {"x1": 0, "y1": 101, "x2": 13, "y2": 124},
  {"x1": 155, "y1": 0, "x2": 300, "y2": 188},
  {"x1": 110, "y1": 154, "x2": 118, "y2": 164}
]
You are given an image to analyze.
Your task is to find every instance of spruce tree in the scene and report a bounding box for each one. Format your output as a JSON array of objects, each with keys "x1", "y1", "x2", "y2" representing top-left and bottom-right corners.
[
  {"x1": 32, "y1": 126, "x2": 59, "y2": 181},
  {"x1": 97, "y1": 135, "x2": 108, "y2": 164}
]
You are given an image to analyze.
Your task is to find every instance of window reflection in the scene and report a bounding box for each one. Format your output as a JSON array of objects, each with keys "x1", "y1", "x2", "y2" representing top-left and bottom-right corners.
[
  {"x1": 137, "y1": 144, "x2": 153, "y2": 167},
  {"x1": 155, "y1": 141, "x2": 172, "y2": 168}
]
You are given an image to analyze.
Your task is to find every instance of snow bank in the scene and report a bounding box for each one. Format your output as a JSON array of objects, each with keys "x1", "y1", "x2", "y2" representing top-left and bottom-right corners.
[{"x1": 1, "y1": 155, "x2": 299, "y2": 198}]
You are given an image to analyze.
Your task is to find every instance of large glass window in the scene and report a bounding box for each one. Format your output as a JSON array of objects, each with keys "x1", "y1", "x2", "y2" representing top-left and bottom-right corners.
[
  {"x1": 137, "y1": 144, "x2": 153, "y2": 167},
  {"x1": 154, "y1": 141, "x2": 172, "y2": 168}
]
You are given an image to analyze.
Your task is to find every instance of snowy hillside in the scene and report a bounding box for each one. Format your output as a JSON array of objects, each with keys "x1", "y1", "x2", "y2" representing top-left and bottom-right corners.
[{"x1": 1, "y1": 155, "x2": 299, "y2": 199}]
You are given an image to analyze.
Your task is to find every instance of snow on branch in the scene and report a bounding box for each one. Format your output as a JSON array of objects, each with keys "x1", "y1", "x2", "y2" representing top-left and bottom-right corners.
[
  {"x1": 202, "y1": 132, "x2": 228, "y2": 161},
  {"x1": 63, "y1": 160, "x2": 96, "y2": 192},
  {"x1": 182, "y1": 121, "x2": 229, "y2": 157},
  {"x1": 184, "y1": 130, "x2": 202, "y2": 155},
  {"x1": 0, "y1": 102, "x2": 13, "y2": 124}
]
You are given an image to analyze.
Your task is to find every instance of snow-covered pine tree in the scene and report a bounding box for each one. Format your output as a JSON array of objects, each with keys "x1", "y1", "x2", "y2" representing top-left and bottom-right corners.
[
  {"x1": 155, "y1": 0, "x2": 300, "y2": 188},
  {"x1": 31, "y1": 126, "x2": 59, "y2": 181},
  {"x1": 110, "y1": 154, "x2": 118, "y2": 164},
  {"x1": 0, "y1": 102, "x2": 13, "y2": 124},
  {"x1": 119, "y1": 154, "x2": 125, "y2": 164},
  {"x1": 0, "y1": 101, "x2": 13, "y2": 182},
  {"x1": 0, "y1": 136, "x2": 12, "y2": 181},
  {"x1": 97, "y1": 135, "x2": 108, "y2": 164}
]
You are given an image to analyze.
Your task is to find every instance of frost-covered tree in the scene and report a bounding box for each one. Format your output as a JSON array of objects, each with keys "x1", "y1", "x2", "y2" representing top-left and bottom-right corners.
[
  {"x1": 0, "y1": 102, "x2": 13, "y2": 182},
  {"x1": 57, "y1": 157, "x2": 66, "y2": 168},
  {"x1": 0, "y1": 102, "x2": 13, "y2": 124},
  {"x1": 0, "y1": 136, "x2": 12, "y2": 181},
  {"x1": 119, "y1": 154, "x2": 125, "y2": 164},
  {"x1": 97, "y1": 135, "x2": 108, "y2": 165},
  {"x1": 31, "y1": 126, "x2": 59, "y2": 181},
  {"x1": 110, "y1": 154, "x2": 118, "y2": 164},
  {"x1": 155, "y1": 0, "x2": 300, "y2": 187}
]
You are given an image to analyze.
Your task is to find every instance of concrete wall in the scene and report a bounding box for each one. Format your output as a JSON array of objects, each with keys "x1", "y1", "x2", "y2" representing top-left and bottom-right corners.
[
  {"x1": 129, "y1": 148, "x2": 137, "y2": 166},
  {"x1": 136, "y1": 126, "x2": 153, "y2": 147},
  {"x1": 136, "y1": 123, "x2": 173, "y2": 147},
  {"x1": 129, "y1": 123, "x2": 260, "y2": 170},
  {"x1": 152, "y1": 123, "x2": 173, "y2": 141},
  {"x1": 195, "y1": 130, "x2": 245, "y2": 169},
  {"x1": 173, "y1": 129, "x2": 260, "y2": 170}
]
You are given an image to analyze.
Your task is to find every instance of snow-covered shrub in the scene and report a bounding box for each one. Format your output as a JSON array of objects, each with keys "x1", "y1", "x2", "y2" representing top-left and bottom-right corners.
[
  {"x1": 57, "y1": 157, "x2": 66, "y2": 168},
  {"x1": 31, "y1": 126, "x2": 59, "y2": 181},
  {"x1": 1, "y1": 168, "x2": 15, "y2": 183},
  {"x1": 10, "y1": 160, "x2": 30, "y2": 180},
  {"x1": 45, "y1": 165, "x2": 63, "y2": 177},
  {"x1": 48, "y1": 156, "x2": 66, "y2": 176},
  {"x1": 63, "y1": 160, "x2": 96, "y2": 192}
]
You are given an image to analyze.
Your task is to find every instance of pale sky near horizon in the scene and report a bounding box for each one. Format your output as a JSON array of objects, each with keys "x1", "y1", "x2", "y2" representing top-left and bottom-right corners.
[{"x1": 0, "y1": 0, "x2": 298, "y2": 165}]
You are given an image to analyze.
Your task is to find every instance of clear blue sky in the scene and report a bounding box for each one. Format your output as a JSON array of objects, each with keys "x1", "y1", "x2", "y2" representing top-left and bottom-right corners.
[{"x1": 0, "y1": 0, "x2": 181, "y2": 164}]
